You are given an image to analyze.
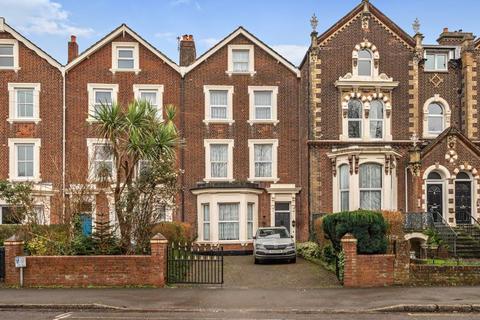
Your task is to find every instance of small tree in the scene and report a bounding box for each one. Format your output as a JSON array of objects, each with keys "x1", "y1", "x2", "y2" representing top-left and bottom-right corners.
[{"x1": 93, "y1": 100, "x2": 180, "y2": 253}]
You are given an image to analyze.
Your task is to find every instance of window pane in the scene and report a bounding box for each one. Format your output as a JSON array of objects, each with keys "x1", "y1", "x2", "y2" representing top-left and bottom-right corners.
[
  {"x1": 427, "y1": 172, "x2": 442, "y2": 180},
  {"x1": 232, "y1": 49, "x2": 249, "y2": 72},
  {"x1": 95, "y1": 91, "x2": 112, "y2": 104},
  {"x1": 360, "y1": 191, "x2": 381, "y2": 210},
  {"x1": 203, "y1": 204, "x2": 210, "y2": 241},
  {"x1": 0, "y1": 45, "x2": 13, "y2": 55},
  {"x1": 348, "y1": 100, "x2": 362, "y2": 118},
  {"x1": 370, "y1": 120, "x2": 383, "y2": 138},
  {"x1": 339, "y1": 164, "x2": 349, "y2": 189},
  {"x1": 1, "y1": 207, "x2": 21, "y2": 224},
  {"x1": 247, "y1": 203, "x2": 254, "y2": 239},
  {"x1": 210, "y1": 144, "x2": 228, "y2": 178},
  {"x1": 359, "y1": 164, "x2": 382, "y2": 188},
  {"x1": 254, "y1": 144, "x2": 272, "y2": 177},
  {"x1": 255, "y1": 107, "x2": 271, "y2": 119},
  {"x1": 428, "y1": 116, "x2": 443, "y2": 133},
  {"x1": 370, "y1": 100, "x2": 383, "y2": 119},
  {"x1": 425, "y1": 54, "x2": 435, "y2": 70},
  {"x1": 210, "y1": 90, "x2": 228, "y2": 119},
  {"x1": 118, "y1": 49, "x2": 133, "y2": 58},
  {"x1": 340, "y1": 191, "x2": 349, "y2": 212},
  {"x1": 94, "y1": 145, "x2": 112, "y2": 160},
  {"x1": 275, "y1": 202, "x2": 290, "y2": 211},
  {"x1": 358, "y1": 60, "x2": 371, "y2": 76},
  {"x1": 118, "y1": 59, "x2": 134, "y2": 69},
  {"x1": 254, "y1": 91, "x2": 272, "y2": 106},
  {"x1": 218, "y1": 203, "x2": 239, "y2": 240},
  {"x1": 0, "y1": 57, "x2": 14, "y2": 67},
  {"x1": 436, "y1": 54, "x2": 447, "y2": 70},
  {"x1": 348, "y1": 121, "x2": 361, "y2": 138},
  {"x1": 358, "y1": 49, "x2": 372, "y2": 59},
  {"x1": 140, "y1": 91, "x2": 157, "y2": 105}
]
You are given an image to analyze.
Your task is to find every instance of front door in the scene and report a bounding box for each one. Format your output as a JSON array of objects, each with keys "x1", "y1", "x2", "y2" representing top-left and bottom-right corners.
[
  {"x1": 274, "y1": 202, "x2": 291, "y2": 234},
  {"x1": 427, "y1": 184, "x2": 443, "y2": 223},
  {"x1": 455, "y1": 181, "x2": 472, "y2": 224}
]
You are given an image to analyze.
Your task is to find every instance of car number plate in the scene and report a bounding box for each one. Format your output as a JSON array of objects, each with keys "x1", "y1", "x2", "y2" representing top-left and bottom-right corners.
[{"x1": 268, "y1": 250, "x2": 282, "y2": 253}]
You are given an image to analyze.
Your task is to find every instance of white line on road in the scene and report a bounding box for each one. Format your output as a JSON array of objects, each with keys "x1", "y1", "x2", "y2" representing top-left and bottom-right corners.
[{"x1": 54, "y1": 312, "x2": 73, "y2": 319}]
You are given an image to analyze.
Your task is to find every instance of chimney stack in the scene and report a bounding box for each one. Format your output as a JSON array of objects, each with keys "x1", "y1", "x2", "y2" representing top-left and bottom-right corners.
[
  {"x1": 437, "y1": 28, "x2": 474, "y2": 46},
  {"x1": 179, "y1": 34, "x2": 196, "y2": 66},
  {"x1": 0, "y1": 17, "x2": 5, "y2": 32},
  {"x1": 68, "y1": 35, "x2": 79, "y2": 63}
]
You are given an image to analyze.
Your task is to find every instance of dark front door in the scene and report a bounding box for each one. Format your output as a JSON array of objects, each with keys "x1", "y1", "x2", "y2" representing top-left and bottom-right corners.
[
  {"x1": 275, "y1": 202, "x2": 291, "y2": 233},
  {"x1": 455, "y1": 181, "x2": 472, "y2": 224},
  {"x1": 427, "y1": 184, "x2": 443, "y2": 223}
]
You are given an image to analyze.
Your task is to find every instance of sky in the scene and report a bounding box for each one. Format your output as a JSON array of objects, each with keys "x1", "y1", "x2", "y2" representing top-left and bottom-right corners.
[{"x1": 1, "y1": 0, "x2": 480, "y2": 66}]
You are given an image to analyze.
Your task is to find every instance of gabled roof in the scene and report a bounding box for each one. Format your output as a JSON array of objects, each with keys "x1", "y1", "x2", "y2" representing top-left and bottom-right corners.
[
  {"x1": 421, "y1": 126, "x2": 480, "y2": 158},
  {"x1": 316, "y1": 1, "x2": 415, "y2": 48},
  {"x1": 0, "y1": 18, "x2": 62, "y2": 70},
  {"x1": 183, "y1": 27, "x2": 301, "y2": 77},
  {"x1": 65, "y1": 24, "x2": 180, "y2": 73}
]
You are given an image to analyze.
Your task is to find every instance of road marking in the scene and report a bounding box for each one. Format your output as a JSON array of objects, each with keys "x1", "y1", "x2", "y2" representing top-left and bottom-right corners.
[{"x1": 54, "y1": 312, "x2": 73, "y2": 319}]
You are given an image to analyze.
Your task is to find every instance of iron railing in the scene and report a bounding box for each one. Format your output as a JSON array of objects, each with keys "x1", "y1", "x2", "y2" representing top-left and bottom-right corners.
[
  {"x1": 431, "y1": 210, "x2": 458, "y2": 257},
  {"x1": 167, "y1": 243, "x2": 223, "y2": 285},
  {"x1": 455, "y1": 211, "x2": 480, "y2": 241},
  {"x1": 404, "y1": 211, "x2": 435, "y2": 231}
]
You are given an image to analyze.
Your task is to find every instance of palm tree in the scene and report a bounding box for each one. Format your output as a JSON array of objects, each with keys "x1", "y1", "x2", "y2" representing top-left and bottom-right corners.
[{"x1": 92, "y1": 100, "x2": 179, "y2": 252}]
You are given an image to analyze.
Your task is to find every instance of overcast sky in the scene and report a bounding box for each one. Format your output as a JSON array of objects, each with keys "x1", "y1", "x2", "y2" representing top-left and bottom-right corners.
[{"x1": 1, "y1": 0, "x2": 480, "y2": 66}]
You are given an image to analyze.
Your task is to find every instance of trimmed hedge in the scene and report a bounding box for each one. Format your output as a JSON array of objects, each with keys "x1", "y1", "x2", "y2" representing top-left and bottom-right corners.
[
  {"x1": 322, "y1": 210, "x2": 388, "y2": 254},
  {"x1": 151, "y1": 221, "x2": 193, "y2": 244}
]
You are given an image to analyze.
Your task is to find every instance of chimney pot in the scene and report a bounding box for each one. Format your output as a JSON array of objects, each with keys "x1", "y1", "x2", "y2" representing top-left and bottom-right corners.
[
  {"x1": 443, "y1": 27, "x2": 449, "y2": 33},
  {"x1": 70, "y1": 35, "x2": 77, "y2": 43}
]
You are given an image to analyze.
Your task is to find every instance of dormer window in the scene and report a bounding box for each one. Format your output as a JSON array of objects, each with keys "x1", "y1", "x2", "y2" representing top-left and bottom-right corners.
[
  {"x1": 227, "y1": 45, "x2": 255, "y2": 76},
  {"x1": 358, "y1": 49, "x2": 373, "y2": 76},
  {"x1": 425, "y1": 52, "x2": 448, "y2": 71},
  {"x1": 111, "y1": 42, "x2": 140, "y2": 74}
]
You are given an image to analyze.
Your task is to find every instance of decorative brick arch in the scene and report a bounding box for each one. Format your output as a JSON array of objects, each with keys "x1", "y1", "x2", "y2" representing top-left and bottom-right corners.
[{"x1": 422, "y1": 94, "x2": 452, "y2": 138}]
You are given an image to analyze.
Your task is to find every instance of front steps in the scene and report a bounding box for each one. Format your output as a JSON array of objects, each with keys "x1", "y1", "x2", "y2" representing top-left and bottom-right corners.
[{"x1": 435, "y1": 223, "x2": 480, "y2": 258}]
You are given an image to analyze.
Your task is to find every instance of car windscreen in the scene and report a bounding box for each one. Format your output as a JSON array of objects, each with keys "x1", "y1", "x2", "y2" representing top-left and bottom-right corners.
[{"x1": 257, "y1": 228, "x2": 289, "y2": 239}]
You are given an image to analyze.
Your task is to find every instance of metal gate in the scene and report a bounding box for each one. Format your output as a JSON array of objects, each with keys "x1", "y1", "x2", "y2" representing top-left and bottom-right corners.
[
  {"x1": 167, "y1": 243, "x2": 223, "y2": 285},
  {"x1": 0, "y1": 247, "x2": 5, "y2": 282}
]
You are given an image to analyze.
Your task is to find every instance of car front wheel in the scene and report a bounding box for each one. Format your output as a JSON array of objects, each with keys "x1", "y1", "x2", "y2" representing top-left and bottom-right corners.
[
  {"x1": 254, "y1": 257, "x2": 260, "y2": 264},
  {"x1": 291, "y1": 257, "x2": 296, "y2": 264}
]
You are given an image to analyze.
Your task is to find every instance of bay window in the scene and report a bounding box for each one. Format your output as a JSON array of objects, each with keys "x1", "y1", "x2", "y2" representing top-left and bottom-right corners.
[
  {"x1": 359, "y1": 163, "x2": 382, "y2": 210},
  {"x1": 218, "y1": 203, "x2": 239, "y2": 240},
  {"x1": 202, "y1": 204, "x2": 210, "y2": 241}
]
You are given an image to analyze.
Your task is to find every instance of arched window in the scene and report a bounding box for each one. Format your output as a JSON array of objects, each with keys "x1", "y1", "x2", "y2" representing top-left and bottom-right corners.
[
  {"x1": 427, "y1": 171, "x2": 442, "y2": 180},
  {"x1": 359, "y1": 163, "x2": 382, "y2": 210},
  {"x1": 348, "y1": 99, "x2": 363, "y2": 138},
  {"x1": 339, "y1": 164, "x2": 349, "y2": 211},
  {"x1": 456, "y1": 172, "x2": 470, "y2": 180},
  {"x1": 427, "y1": 102, "x2": 444, "y2": 135},
  {"x1": 369, "y1": 100, "x2": 384, "y2": 139},
  {"x1": 358, "y1": 49, "x2": 373, "y2": 76}
]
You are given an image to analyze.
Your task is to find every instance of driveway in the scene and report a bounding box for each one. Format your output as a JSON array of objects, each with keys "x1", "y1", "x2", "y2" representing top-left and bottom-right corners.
[{"x1": 223, "y1": 255, "x2": 340, "y2": 288}]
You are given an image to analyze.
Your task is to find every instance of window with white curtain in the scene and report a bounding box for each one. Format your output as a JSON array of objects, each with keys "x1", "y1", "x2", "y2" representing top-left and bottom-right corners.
[
  {"x1": 218, "y1": 203, "x2": 239, "y2": 240},
  {"x1": 210, "y1": 144, "x2": 228, "y2": 178},
  {"x1": 202, "y1": 204, "x2": 210, "y2": 241},
  {"x1": 369, "y1": 100, "x2": 384, "y2": 139},
  {"x1": 232, "y1": 49, "x2": 249, "y2": 72},
  {"x1": 348, "y1": 99, "x2": 362, "y2": 138},
  {"x1": 254, "y1": 91, "x2": 272, "y2": 120},
  {"x1": 254, "y1": 144, "x2": 273, "y2": 178},
  {"x1": 358, "y1": 49, "x2": 373, "y2": 76},
  {"x1": 339, "y1": 164, "x2": 349, "y2": 212},
  {"x1": 428, "y1": 102, "x2": 444, "y2": 134},
  {"x1": 210, "y1": 90, "x2": 228, "y2": 119},
  {"x1": 16, "y1": 144, "x2": 34, "y2": 178},
  {"x1": 359, "y1": 163, "x2": 382, "y2": 210},
  {"x1": 247, "y1": 203, "x2": 254, "y2": 239}
]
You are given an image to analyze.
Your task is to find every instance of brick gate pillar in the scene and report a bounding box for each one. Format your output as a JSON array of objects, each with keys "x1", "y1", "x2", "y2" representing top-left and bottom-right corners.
[
  {"x1": 150, "y1": 233, "x2": 168, "y2": 286},
  {"x1": 341, "y1": 233, "x2": 358, "y2": 287},
  {"x1": 4, "y1": 235, "x2": 24, "y2": 286}
]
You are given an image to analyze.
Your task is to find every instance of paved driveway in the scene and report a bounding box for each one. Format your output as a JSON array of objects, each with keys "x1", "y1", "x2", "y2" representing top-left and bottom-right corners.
[{"x1": 223, "y1": 255, "x2": 340, "y2": 288}]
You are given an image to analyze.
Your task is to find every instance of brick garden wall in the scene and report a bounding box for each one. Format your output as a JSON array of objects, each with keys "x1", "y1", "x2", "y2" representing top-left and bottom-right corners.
[
  {"x1": 410, "y1": 264, "x2": 480, "y2": 286},
  {"x1": 4, "y1": 234, "x2": 168, "y2": 287}
]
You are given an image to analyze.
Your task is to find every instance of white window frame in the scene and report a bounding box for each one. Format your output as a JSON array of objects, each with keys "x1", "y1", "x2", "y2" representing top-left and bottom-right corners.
[
  {"x1": 87, "y1": 138, "x2": 115, "y2": 182},
  {"x1": 202, "y1": 203, "x2": 210, "y2": 241},
  {"x1": 248, "y1": 139, "x2": 279, "y2": 182},
  {"x1": 133, "y1": 84, "x2": 164, "y2": 120},
  {"x1": 247, "y1": 86, "x2": 279, "y2": 125},
  {"x1": 203, "y1": 85, "x2": 234, "y2": 125},
  {"x1": 204, "y1": 139, "x2": 234, "y2": 182},
  {"x1": 8, "y1": 138, "x2": 41, "y2": 182},
  {"x1": 338, "y1": 164, "x2": 350, "y2": 212},
  {"x1": 87, "y1": 83, "x2": 119, "y2": 122},
  {"x1": 110, "y1": 42, "x2": 140, "y2": 74},
  {"x1": 7, "y1": 83, "x2": 41, "y2": 123},
  {"x1": 422, "y1": 95, "x2": 451, "y2": 138},
  {"x1": 0, "y1": 39, "x2": 19, "y2": 71},
  {"x1": 369, "y1": 99, "x2": 384, "y2": 140},
  {"x1": 227, "y1": 44, "x2": 255, "y2": 76},
  {"x1": 359, "y1": 163, "x2": 383, "y2": 210},
  {"x1": 424, "y1": 52, "x2": 448, "y2": 72}
]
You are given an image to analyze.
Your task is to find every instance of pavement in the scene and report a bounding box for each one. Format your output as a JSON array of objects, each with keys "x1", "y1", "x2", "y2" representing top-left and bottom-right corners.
[{"x1": 0, "y1": 286, "x2": 479, "y2": 314}]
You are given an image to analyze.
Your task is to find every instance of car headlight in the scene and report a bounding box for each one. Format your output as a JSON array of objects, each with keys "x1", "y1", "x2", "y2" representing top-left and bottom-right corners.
[
  {"x1": 287, "y1": 243, "x2": 296, "y2": 249},
  {"x1": 255, "y1": 244, "x2": 265, "y2": 250}
]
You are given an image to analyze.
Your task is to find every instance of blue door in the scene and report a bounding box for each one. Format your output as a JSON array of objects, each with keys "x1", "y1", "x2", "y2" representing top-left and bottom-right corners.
[{"x1": 79, "y1": 214, "x2": 92, "y2": 236}]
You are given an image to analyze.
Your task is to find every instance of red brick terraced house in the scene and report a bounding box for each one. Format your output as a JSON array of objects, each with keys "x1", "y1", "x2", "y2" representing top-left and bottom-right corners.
[
  {"x1": 2, "y1": 0, "x2": 480, "y2": 250},
  {"x1": 0, "y1": 18, "x2": 63, "y2": 224},
  {"x1": 303, "y1": 0, "x2": 480, "y2": 229}
]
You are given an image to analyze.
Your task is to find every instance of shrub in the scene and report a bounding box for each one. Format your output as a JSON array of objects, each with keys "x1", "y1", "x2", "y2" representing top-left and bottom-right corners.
[
  {"x1": 0, "y1": 225, "x2": 21, "y2": 246},
  {"x1": 322, "y1": 210, "x2": 388, "y2": 254},
  {"x1": 382, "y1": 210, "x2": 404, "y2": 239},
  {"x1": 151, "y1": 221, "x2": 193, "y2": 244},
  {"x1": 296, "y1": 241, "x2": 322, "y2": 260},
  {"x1": 337, "y1": 251, "x2": 345, "y2": 284},
  {"x1": 322, "y1": 244, "x2": 336, "y2": 265}
]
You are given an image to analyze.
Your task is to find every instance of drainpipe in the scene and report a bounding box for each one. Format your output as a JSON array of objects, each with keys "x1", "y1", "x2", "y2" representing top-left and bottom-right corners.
[
  {"x1": 62, "y1": 68, "x2": 66, "y2": 222},
  {"x1": 405, "y1": 166, "x2": 408, "y2": 212}
]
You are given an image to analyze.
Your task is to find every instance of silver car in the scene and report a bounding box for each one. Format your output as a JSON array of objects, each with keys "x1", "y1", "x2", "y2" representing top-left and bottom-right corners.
[{"x1": 253, "y1": 227, "x2": 296, "y2": 264}]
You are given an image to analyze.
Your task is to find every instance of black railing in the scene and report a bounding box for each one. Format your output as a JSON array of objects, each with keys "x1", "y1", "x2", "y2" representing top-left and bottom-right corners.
[
  {"x1": 167, "y1": 243, "x2": 223, "y2": 285},
  {"x1": 0, "y1": 247, "x2": 5, "y2": 282},
  {"x1": 404, "y1": 212, "x2": 435, "y2": 231},
  {"x1": 455, "y1": 210, "x2": 480, "y2": 241}
]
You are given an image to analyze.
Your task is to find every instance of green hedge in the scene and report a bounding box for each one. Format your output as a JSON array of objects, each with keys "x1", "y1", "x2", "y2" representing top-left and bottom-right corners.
[
  {"x1": 0, "y1": 225, "x2": 21, "y2": 246},
  {"x1": 322, "y1": 210, "x2": 388, "y2": 254}
]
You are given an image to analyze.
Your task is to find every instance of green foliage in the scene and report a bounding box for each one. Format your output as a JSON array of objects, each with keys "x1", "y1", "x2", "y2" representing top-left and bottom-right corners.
[
  {"x1": 322, "y1": 244, "x2": 337, "y2": 265},
  {"x1": 0, "y1": 225, "x2": 21, "y2": 246},
  {"x1": 424, "y1": 228, "x2": 445, "y2": 248},
  {"x1": 151, "y1": 222, "x2": 192, "y2": 245},
  {"x1": 337, "y1": 251, "x2": 345, "y2": 284},
  {"x1": 296, "y1": 241, "x2": 322, "y2": 260},
  {"x1": 322, "y1": 210, "x2": 388, "y2": 254},
  {"x1": 90, "y1": 211, "x2": 122, "y2": 255}
]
